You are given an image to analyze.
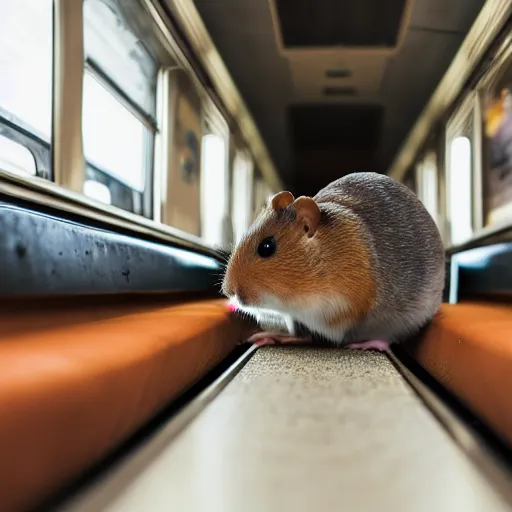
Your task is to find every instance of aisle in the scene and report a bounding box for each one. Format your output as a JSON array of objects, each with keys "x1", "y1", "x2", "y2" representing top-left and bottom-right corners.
[{"x1": 66, "y1": 347, "x2": 510, "y2": 512}]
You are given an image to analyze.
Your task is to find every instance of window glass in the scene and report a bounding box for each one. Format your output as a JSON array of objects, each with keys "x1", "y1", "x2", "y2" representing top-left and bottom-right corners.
[
  {"x1": 201, "y1": 134, "x2": 227, "y2": 246},
  {"x1": 82, "y1": 0, "x2": 159, "y2": 215},
  {"x1": 416, "y1": 152, "x2": 438, "y2": 225},
  {"x1": 0, "y1": 0, "x2": 53, "y2": 179},
  {"x1": 481, "y1": 51, "x2": 512, "y2": 226},
  {"x1": 0, "y1": 0, "x2": 53, "y2": 139},
  {"x1": 253, "y1": 176, "x2": 272, "y2": 219},
  {"x1": 232, "y1": 152, "x2": 254, "y2": 242},
  {"x1": 83, "y1": 0, "x2": 157, "y2": 115},
  {"x1": 449, "y1": 136, "x2": 473, "y2": 245},
  {"x1": 0, "y1": 134, "x2": 37, "y2": 176},
  {"x1": 82, "y1": 72, "x2": 148, "y2": 191}
]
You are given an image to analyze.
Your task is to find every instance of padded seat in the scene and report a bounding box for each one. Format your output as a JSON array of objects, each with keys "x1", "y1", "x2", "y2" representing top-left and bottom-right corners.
[
  {"x1": 0, "y1": 298, "x2": 253, "y2": 511},
  {"x1": 410, "y1": 302, "x2": 512, "y2": 446}
]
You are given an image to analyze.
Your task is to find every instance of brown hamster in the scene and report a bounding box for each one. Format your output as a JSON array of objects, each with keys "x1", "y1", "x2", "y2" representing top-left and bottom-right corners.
[{"x1": 222, "y1": 172, "x2": 445, "y2": 350}]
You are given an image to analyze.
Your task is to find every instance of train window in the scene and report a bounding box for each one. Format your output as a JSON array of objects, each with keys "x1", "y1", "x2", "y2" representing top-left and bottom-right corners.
[
  {"x1": 201, "y1": 133, "x2": 228, "y2": 247},
  {"x1": 83, "y1": 0, "x2": 158, "y2": 115},
  {"x1": 403, "y1": 167, "x2": 416, "y2": 194},
  {"x1": 481, "y1": 44, "x2": 512, "y2": 227},
  {"x1": 82, "y1": 72, "x2": 148, "y2": 192},
  {"x1": 253, "y1": 175, "x2": 273, "y2": 219},
  {"x1": 448, "y1": 136, "x2": 473, "y2": 245},
  {"x1": 232, "y1": 151, "x2": 254, "y2": 242},
  {"x1": 0, "y1": 0, "x2": 53, "y2": 179},
  {"x1": 82, "y1": 0, "x2": 159, "y2": 215},
  {"x1": 416, "y1": 151, "x2": 438, "y2": 225},
  {"x1": 446, "y1": 99, "x2": 475, "y2": 246}
]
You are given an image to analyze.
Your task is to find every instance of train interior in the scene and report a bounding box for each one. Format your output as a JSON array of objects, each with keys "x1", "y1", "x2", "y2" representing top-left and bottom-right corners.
[{"x1": 1, "y1": 0, "x2": 512, "y2": 510}]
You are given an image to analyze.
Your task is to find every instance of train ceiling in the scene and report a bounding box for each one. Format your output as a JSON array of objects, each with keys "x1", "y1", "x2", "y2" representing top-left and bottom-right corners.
[{"x1": 185, "y1": 0, "x2": 485, "y2": 194}]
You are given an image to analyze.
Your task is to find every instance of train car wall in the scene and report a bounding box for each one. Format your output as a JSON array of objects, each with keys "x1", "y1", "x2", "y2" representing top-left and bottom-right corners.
[{"x1": 165, "y1": 72, "x2": 202, "y2": 236}]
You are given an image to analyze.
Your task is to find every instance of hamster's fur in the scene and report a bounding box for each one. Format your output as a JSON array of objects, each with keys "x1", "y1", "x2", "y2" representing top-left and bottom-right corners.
[{"x1": 223, "y1": 172, "x2": 445, "y2": 347}]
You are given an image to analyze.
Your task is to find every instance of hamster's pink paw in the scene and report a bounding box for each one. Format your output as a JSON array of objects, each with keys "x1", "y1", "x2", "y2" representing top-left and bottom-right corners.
[
  {"x1": 345, "y1": 340, "x2": 390, "y2": 352},
  {"x1": 248, "y1": 332, "x2": 312, "y2": 347},
  {"x1": 254, "y1": 337, "x2": 281, "y2": 347}
]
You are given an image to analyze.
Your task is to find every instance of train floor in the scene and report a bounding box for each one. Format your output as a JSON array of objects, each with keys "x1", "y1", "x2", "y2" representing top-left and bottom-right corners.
[{"x1": 63, "y1": 347, "x2": 512, "y2": 512}]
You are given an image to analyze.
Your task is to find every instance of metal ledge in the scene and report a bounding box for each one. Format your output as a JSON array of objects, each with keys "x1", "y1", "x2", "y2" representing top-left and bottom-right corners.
[{"x1": 0, "y1": 201, "x2": 222, "y2": 296}]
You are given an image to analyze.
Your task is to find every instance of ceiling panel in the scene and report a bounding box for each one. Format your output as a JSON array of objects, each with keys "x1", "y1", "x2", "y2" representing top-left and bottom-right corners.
[
  {"x1": 288, "y1": 53, "x2": 389, "y2": 101},
  {"x1": 409, "y1": 0, "x2": 488, "y2": 33},
  {"x1": 274, "y1": 0, "x2": 408, "y2": 48},
  {"x1": 190, "y1": 0, "x2": 486, "y2": 194}
]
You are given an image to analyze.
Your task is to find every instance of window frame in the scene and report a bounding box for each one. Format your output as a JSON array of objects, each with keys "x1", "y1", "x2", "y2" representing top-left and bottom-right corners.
[
  {"x1": 252, "y1": 173, "x2": 273, "y2": 221},
  {"x1": 53, "y1": 0, "x2": 175, "y2": 220},
  {"x1": 475, "y1": 35, "x2": 512, "y2": 229},
  {"x1": 415, "y1": 149, "x2": 439, "y2": 227},
  {"x1": 439, "y1": 29, "x2": 512, "y2": 251},
  {"x1": 81, "y1": 64, "x2": 156, "y2": 217},
  {"x1": 200, "y1": 97, "x2": 230, "y2": 249},
  {"x1": 445, "y1": 94, "x2": 477, "y2": 247},
  {"x1": 0, "y1": 0, "x2": 54, "y2": 180},
  {"x1": 231, "y1": 148, "x2": 254, "y2": 243},
  {"x1": 0, "y1": 107, "x2": 51, "y2": 179},
  {"x1": 0, "y1": 0, "x2": 277, "y2": 256},
  {"x1": 402, "y1": 166, "x2": 416, "y2": 194},
  {"x1": 81, "y1": 0, "x2": 162, "y2": 219},
  {"x1": 434, "y1": 124, "x2": 450, "y2": 247},
  {"x1": 53, "y1": 0, "x2": 84, "y2": 192}
]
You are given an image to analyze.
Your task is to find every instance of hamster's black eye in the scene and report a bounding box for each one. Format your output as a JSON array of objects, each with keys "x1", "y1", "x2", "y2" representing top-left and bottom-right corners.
[{"x1": 257, "y1": 236, "x2": 277, "y2": 258}]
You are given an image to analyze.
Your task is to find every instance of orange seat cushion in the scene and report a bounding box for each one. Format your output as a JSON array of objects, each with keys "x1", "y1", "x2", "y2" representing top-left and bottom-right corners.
[
  {"x1": 411, "y1": 302, "x2": 512, "y2": 446},
  {"x1": 0, "y1": 298, "x2": 254, "y2": 511}
]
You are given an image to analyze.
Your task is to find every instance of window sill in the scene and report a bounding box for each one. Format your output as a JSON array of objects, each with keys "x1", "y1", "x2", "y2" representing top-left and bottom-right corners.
[
  {"x1": 446, "y1": 218, "x2": 512, "y2": 255},
  {"x1": 0, "y1": 166, "x2": 216, "y2": 256}
]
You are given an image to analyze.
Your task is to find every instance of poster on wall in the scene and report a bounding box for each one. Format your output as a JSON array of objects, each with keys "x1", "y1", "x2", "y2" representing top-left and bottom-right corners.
[
  {"x1": 165, "y1": 83, "x2": 202, "y2": 236},
  {"x1": 483, "y1": 58, "x2": 512, "y2": 226}
]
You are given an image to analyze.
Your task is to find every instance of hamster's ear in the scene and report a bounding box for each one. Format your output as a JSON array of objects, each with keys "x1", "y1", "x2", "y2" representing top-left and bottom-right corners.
[
  {"x1": 271, "y1": 191, "x2": 295, "y2": 212},
  {"x1": 294, "y1": 196, "x2": 320, "y2": 237}
]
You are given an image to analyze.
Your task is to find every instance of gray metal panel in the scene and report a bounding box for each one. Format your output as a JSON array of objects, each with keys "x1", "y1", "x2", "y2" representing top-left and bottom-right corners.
[
  {"x1": 65, "y1": 348, "x2": 511, "y2": 512},
  {"x1": 0, "y1": 203, "x2": 221, "y2": 296},
  {"x1": 409, "y1": 0, "x2": 487, "y2": 33},
  {"x1": 451, "y1": 242, "x2": 512, "y2": 300}
]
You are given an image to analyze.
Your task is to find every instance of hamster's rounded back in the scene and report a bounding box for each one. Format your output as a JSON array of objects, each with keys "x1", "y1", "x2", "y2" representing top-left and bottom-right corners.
[{"x1": 316, "y1": 172, "x2": 445, "y2": 343}]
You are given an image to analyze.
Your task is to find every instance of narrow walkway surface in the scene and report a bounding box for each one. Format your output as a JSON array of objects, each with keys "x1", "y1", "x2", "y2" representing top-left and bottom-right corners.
[{"x1": 68, "y1": 348, "x2": 510, "y2": 512}]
